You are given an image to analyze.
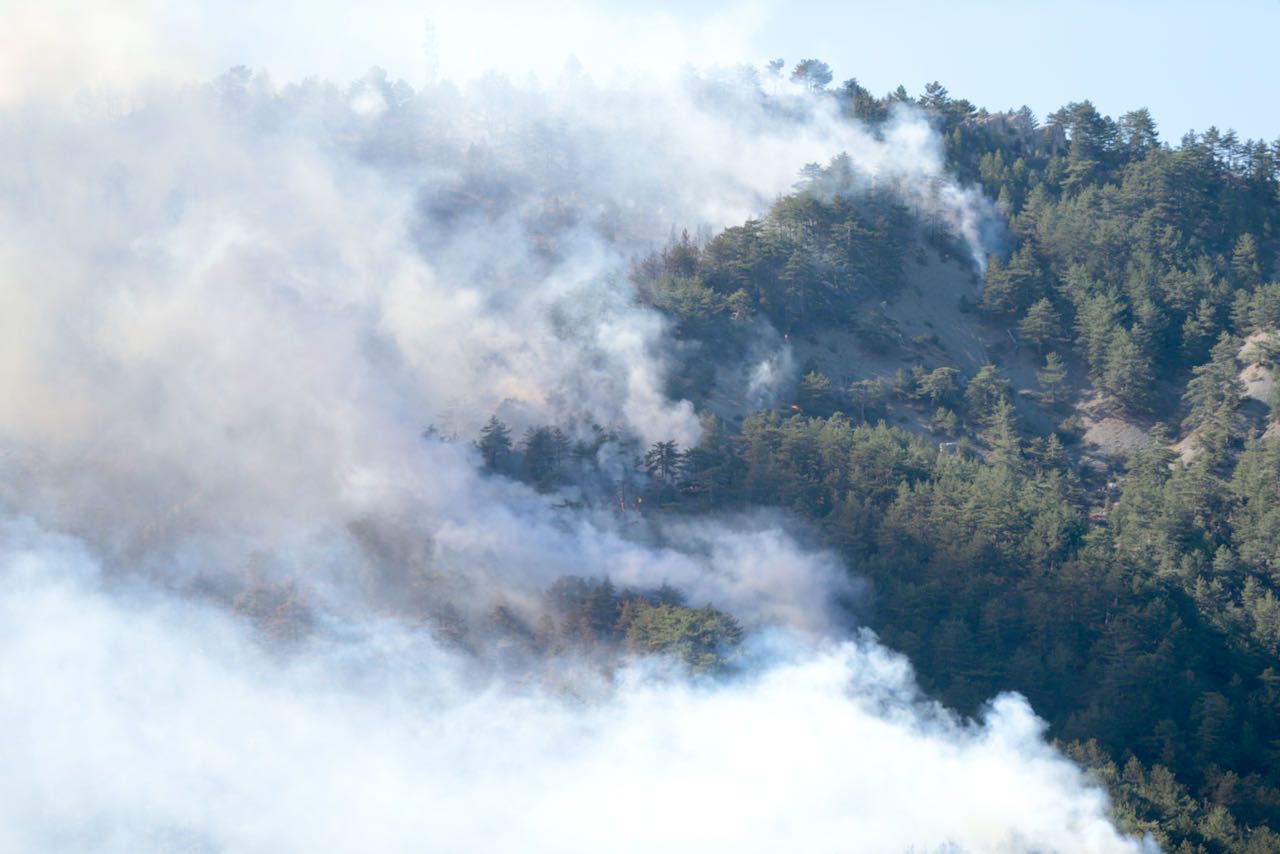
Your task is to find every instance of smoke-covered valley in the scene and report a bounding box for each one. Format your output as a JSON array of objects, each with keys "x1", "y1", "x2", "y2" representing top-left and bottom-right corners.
[{"x1": 0, "y1": 10, "x2": 1157, "y2": 852}]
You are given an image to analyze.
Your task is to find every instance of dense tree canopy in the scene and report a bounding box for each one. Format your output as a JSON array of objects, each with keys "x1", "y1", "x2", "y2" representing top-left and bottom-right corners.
[{"x1": 471, "y1": 75, "x2": 1280, "y2": 852}]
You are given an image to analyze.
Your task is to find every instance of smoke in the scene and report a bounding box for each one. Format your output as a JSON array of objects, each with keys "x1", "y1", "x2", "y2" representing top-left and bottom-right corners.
[
  {"x1": 0, "y1": 47, "x2": 1000, "y2": 554},
  {"x1": 2, "y1": 519, "x2": 1153, "y2": 854},
  {"x1": 0, "y1": 5, "x2": 1147, "y2": 852},
  {"x1": 747, "y1": 340, "x2": 797, "y2": 410}
]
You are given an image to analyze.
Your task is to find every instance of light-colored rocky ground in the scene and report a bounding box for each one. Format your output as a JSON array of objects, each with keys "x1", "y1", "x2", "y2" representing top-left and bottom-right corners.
[{"x1": 701, "y1": 253, "x2": 1279, "y2": 473}]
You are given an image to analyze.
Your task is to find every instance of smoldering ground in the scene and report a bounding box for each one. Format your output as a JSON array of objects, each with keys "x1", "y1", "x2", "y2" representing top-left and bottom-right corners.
[{"x1": 0, "y1": 10, "x2": 1151, "y2": 852}]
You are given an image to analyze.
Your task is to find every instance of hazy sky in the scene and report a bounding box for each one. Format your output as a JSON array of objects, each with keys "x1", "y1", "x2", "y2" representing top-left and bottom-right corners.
[
  {"x1": 157, "y1": 0, "x2": 1279, "y2": 144},
  {"x1": 9, "y1": 1, "x2": 1271, "y2": 143}
]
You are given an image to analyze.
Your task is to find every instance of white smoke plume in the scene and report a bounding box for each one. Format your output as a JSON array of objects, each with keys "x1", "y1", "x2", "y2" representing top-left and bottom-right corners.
[
  {"x1": 747, "y1": 342, "x2": 797, "y2": 410},
  {"x1": 0, "y1": 44, "x2": 999, "y2": 560},
  {"x1": 0, "y1": 4, "x2": 1147, "y2": 852},
  {"x1": 2, "y1": 520, "x2": 1154, "y2": 854}
]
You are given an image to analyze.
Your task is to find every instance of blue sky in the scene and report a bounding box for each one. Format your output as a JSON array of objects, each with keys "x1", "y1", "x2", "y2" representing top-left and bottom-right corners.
[{"x1": 735, "y1": 0, "x2": 1278, "y2": 143}]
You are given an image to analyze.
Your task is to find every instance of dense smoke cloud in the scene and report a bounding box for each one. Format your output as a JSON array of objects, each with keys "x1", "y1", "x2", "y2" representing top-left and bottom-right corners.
[
  {"x1": 0, "y1": 41, "x2": 995, "y2": 561},
  {"x1": 0, "y1": 6, "x2": 1146, "y2": 852},
  {"x1": 2, "y1": 521, "x2": 1153, "y2": 854}
]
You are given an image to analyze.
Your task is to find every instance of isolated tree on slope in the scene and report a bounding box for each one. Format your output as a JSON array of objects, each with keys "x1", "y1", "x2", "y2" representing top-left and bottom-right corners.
[
  {"x1": 477, "y1": 415, "x2": 513, "y2": 472},
  {"x1": 644, "y1": 440, "x2": 684, "y2": 485},
  {"x1": 791, "y1": 59, "x2": 833, "y2": 92}
]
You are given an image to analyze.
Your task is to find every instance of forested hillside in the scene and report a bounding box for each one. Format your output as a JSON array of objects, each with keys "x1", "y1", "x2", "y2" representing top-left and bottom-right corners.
[
  {"x1": 8, "y1": 30, "x2": 1280, "y2": 847},
  {"x1": 475, "y1": 79, "x2": 1280, "y2": 852}
]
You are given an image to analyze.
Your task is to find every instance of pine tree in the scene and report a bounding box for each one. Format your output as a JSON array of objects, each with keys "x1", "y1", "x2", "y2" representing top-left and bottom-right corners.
[
  {"x1": 1231, "y1": 233, "x2": 1261, "y2": 288},
  {"x1": 917, "y1": 367, "x2": 961, "y2": 408},
  {"x1": 1037, "y1": 352, "x2": 1070, "y2": 407},
  {"x1": 847, "y1": 379, "x2": 885, "y2": 423},
  {"x1": 477, "y1": 415, "x2": 513, "y2": 472},
  {"x1": 1101, "y1": 329, "x2": 1156, "y2": 413},
  {"x1": 643, "y1": 440, "x2": 684, "y2": 485},
  {"x1": 1018, "y1": 298, "x2": 1065, "y2": 354},
  {"x1": 1183, "y1": 334, "x2": 1244, "y2": 433},
  {"x1": 965, "y1": 365, "x2": 1012, "y2": 422},
  {"x1": 987, "y1": 397, "x2": 1022, "y2": 469},
  {"x1": 798, "y1": 370, "x2": 836, "y2": 416},
  {"x1": 1119, "y1": 107, "x2": 1159, "y2": 157}
]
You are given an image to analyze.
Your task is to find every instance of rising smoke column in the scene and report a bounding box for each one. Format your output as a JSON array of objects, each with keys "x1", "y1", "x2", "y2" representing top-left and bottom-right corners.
[{"x1": 0, "y1": 6, "x2": 1150, "y2": 852}]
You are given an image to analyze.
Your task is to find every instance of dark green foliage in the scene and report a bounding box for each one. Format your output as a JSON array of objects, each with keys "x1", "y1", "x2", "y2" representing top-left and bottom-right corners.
[
  {"x1": 521, "y1": 425, "x2": 573, "y2": 491},
  {"x1": 1037, "y1": 351, "x2": 1070, "y2": 407},
  {"x1": 1182, "y1": 335, "x2": 1245, "y2": 435},
  {"x1": 916, "y1": 366, "x2": 962, "y2": 409},
  {"x1": 476, "y1": 415, "x2": 513, "y2": 472},
  {"x1": 838, "y1": 77, "x2": 887, "y2": 124},
  {"x1": 443, "y1": 83, "x2": 1280, "y2": 854},
  {"x1": 846, "y1": 378, "x2": 888, "y2": 423},
  {"x1": 620, "y1": 600, "x2": 743, "y2": 672},
  {"x1": 798, "y1": 369, "x2": 838, "y2": 416},
  {"x1": 1017, "y1": 297, "x2": 1066, "y2": 353},
  {"x1": 964, "y1": 364, "x2": 1012, "y2": 422},
  {"x1": 1100, "y1": 328, "x2": 1156, "y2": 413},
  {"x1": 953, "y1": 100, "x2": 1280, "y2": 418},
  {"x1": 619, "y1": 83, "x2": 1280, "y2": 850},
  {"x1": 928, "y1": 407, "x2": 959, "y2": 436},
  {"x1": 635, "y1": 158, "x2": 911, "y2": 337},
  {"x1": 1230, "y1": 438, "x2": 1280, "y2": 582},
  {"x1": 667, "y1": 406, "x2": 1280, "y2": 847},
  {"x1": 1119, "y1": 108, "x2": 1159, "y2": 157},
  {"x1": 541, "y1": 576, "x2": 741, "y2": 672},
  {"x1": 643, "y1": 440, "x2": 685, "y2": 485},
  {"x1": 1232, "y1": 234, "x2": 1262, "y2": 289},
  {"x1": 980, "y1": 246, "x2": 1044, "y2": 314},
  {"x1": 1063, "y1": 740, "x2": 1280, "y2": 853},
  {"x1": 1234, "y1": 282, "x2": 1280, "y2": 333}
]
